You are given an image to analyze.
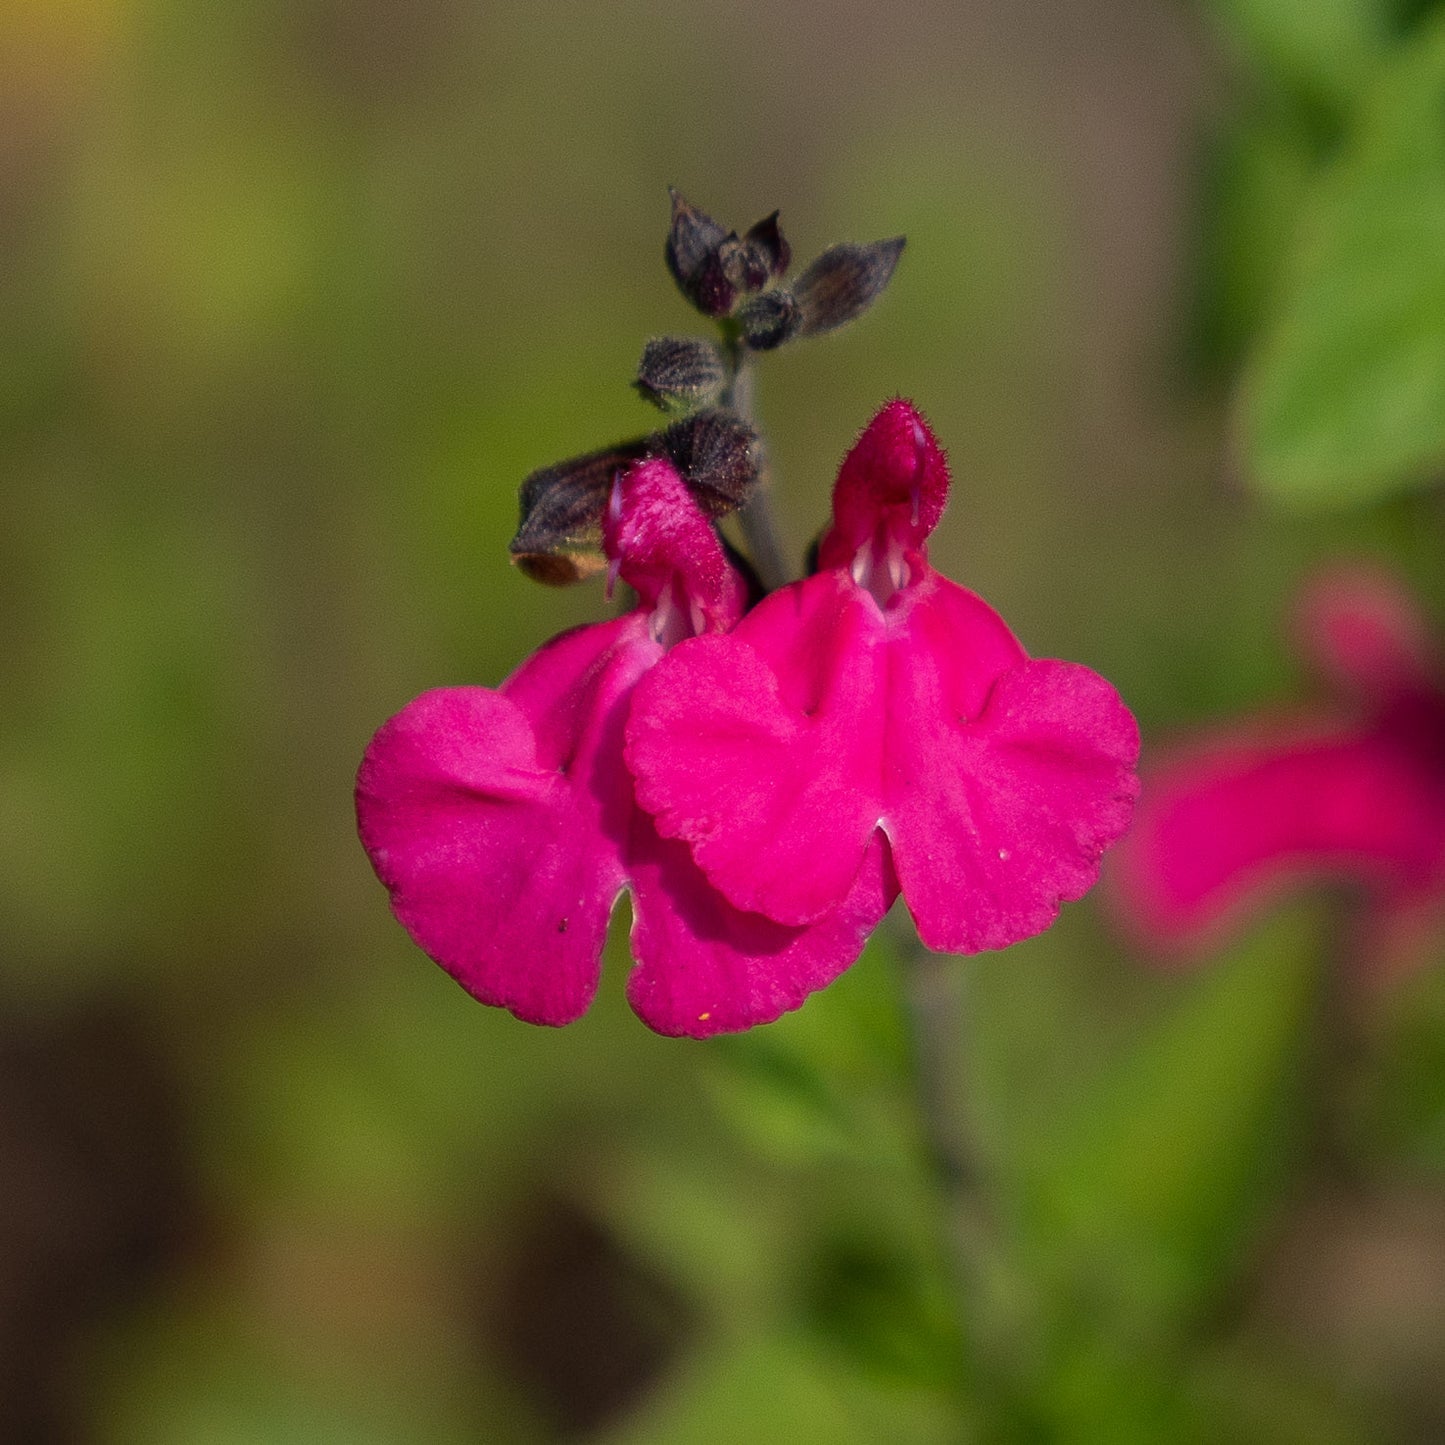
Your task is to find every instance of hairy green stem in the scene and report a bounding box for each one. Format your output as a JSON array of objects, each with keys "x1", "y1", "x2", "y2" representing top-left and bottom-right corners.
[{"x1": 720, "y1": 347, "x2": 792, "y2": 592}]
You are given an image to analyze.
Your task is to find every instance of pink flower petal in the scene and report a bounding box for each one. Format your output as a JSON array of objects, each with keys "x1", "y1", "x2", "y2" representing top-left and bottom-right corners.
[
  {"x1": 625, "y1": 830, "x2": 897, "y2": 1038},
  {"x1": 885, "y1": 640, "x2": 1142, "y2": 953},
  {"x1": 886, "y1": 568, "x2": 1028, "y2": 719},
  {"x1": 628, "y1": 563, "x2": 1139, "y2": 949},
  {"x1": 603, "y1": 457, "x2": 745, "y2": 629},
  {"x1": 1113, "y1": 722, "x2": 1445, "y2": 957},
  {"x1": 503, "y1": 615, "x2": 659, "y2": 852},
  {"x1": 627, "y1": 571, "x2": 887, "y2": 926},
  {"x1": 819, "y1": 398, "x2": 950, "y2": 569},
  {"x1": 1296, "y1": 565, "x2": 1439, "y2": 703},
  {"x1": 362, "y1": 455, "x2": 859, "y2": 1034},
  {"x1": 503, "y1": 615, "x2": 654, "y2": 774},
  {"x1": 356, "y1": 685, "x2": 624, "y2": 1026}
]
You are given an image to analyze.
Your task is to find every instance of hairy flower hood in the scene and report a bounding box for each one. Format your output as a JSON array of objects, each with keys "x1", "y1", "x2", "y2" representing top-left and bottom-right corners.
[{"x1": 625, "y1": 400, "x2": 1141, "y2": 955}]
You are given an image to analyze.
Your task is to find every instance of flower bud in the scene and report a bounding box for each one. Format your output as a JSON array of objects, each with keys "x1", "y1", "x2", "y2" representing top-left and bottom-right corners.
[
  {"x1": 634, "y1": 336, "x2": 728, "y2": 412},
  {"x1": 738, "y1": 211, "x2": 791, "y2": 290},
  {"x1": 665, "y1": 189, "x2": 736, "y2": 317},
  {"x1": 664, "y1": 192, "x2": 795, "y2": 318},
  {"x1": 656, "y1": 409, "x2": 761, "y2": 516},
  {"x1": 511, "y1": 413, "x2": 761, "y2": 585},
  {"x1": 737, "y1": 290, "x2": 801, "y2": 352},
  {"x1": 510, "y1": 440, "x2": 647, "y2": 584},
  {"x1": 793, "y1": 238, "x2": 906, "y2": 337}
]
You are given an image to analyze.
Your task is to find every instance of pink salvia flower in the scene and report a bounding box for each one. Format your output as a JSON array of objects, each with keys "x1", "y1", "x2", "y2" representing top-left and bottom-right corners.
[
  {"x1": 1112, "y1": 567, "x2": 1445, "y2": 977},
  {"x1": 625, "y1": 400, "x2": 1141, "y2": 954},
  {"x1": 356, "y1": 458, "x2": 893, "y2": 1036}
]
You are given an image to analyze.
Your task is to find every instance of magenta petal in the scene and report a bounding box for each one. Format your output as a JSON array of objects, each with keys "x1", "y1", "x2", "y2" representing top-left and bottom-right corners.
[
  {"x1": 627, "y1": 572, "x2": 887, "y2": 926},
  {"x1": 357, "y1": 687, "x2": 625, "y2": 1025},
  {"x1": 501, "y1": 615, "x2": 649, "y2": 770},
  {"x1": 626, "y1": 830, "x2": 897, "y2": 1038},
  {"x1": 888, "y1": 569, "x2": 1028, "y2": 719},
  {"x1": 885, "y1": 614, "x2": 1141, "y2": 952},
  {"x1": 503, "y1": 614, "x2": 659, "y2": 865},
  {"x1": 603, "y1": 457, "x2": 745, "y2": 629},
  {"x1": 629, "y1": 564, "x2": 1139, "y2": 948},
  {"x1": 819, "y1": 399, "x2": 950, "y2": 569},
  {"x1": 1296, "y1": 565, "x2": 1438, "y2": 702},
  {"x1": 1114, "y1": 724, "x2": 1445, "y2": 954}
]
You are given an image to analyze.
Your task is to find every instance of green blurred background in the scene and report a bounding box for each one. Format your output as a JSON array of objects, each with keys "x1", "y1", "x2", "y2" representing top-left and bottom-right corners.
[{"x1": 3, "y1": 0, "x2": 1445, "y2": 1439}]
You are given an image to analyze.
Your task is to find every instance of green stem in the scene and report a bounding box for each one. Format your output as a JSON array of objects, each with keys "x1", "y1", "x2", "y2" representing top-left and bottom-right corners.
[
  {"x1": 900, "y1": 936, "x2": 1030, "y2": 1435},
  {"x1": 1302, "y1": 906, "x2": 1371, "y2": 1190},
  {"x1": 720, "y1": 346, "x2": 791, "y2": 591}
]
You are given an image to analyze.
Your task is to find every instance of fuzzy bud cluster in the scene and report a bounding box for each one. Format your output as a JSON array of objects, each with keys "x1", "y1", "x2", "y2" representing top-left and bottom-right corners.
[
  {"x1": 665, "y1": 190, "x2": 791, "y2": 318},
  {"x1": 509, "y1": 189, "x2": 906, "y2": 587}
]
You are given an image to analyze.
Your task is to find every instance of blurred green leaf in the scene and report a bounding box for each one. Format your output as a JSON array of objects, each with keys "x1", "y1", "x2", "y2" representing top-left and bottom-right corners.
[
  {"x1": 1032, "y1": 1323, "x2": 1370, "y2": 1444},
  {"x1": 88, "y1": 1301, "x2": 488, "y2": 1445},
  {"x1": 1188, "y1": 112, "x2": 1319, "y2": 378},
  {"x1": 603, "y1": 1331, "x2": 957, "y2": 1445},
  {"x1": 706, "y1": 1031, "x2": 857, "y2": 1163},
  {"x1": 1240, "y1": 17, "x2": 1445, "y2": 506},
  {"x1": 1027, "y1": 906, "x2": 1323, "y2": 1327},
  {"x1": 702, "y1": 935, "x2": 912, "y2": 1167},
  {"x1": 602, "y1": 1141, "x2": 958, "y2": 1441},
  {"x1": 1186, "y1": 1343, "x2": 1371, "y2": 1445},
  {"x1": 800, "y1": 1228, "x2": 960, "y2": 1393},
  {"x1": 1035, "y1": 1327, "x2": 1369, "y2": 1445},
  {"x1": 1201, "y1": 0, "x2": 1393, "y2": 120}
]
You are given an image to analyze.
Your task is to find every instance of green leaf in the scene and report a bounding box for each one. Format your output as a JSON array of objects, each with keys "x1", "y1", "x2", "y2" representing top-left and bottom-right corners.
[
  {"x1": 603, "y1": 1332, "x2": 957, "y2": 1445},
  {"x1": 1241, "y1": 18, "x2": 1445, "y2": 506},
  {"x1": 1188, "y1": 112, "x2": 1319, "y2": 378},
  {"x1": 800, "y1": 1228, "x2": 961, "y2": 1392}
]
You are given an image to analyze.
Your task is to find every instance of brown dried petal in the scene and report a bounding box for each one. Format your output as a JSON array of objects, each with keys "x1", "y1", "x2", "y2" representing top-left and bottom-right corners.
[{"x1": 514, "y1": 552, "x2": 608, "y2": 586}]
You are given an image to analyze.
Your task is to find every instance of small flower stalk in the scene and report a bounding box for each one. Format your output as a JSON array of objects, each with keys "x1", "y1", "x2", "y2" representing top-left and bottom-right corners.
[{"x1": 358, "y1": 189, "x2": 1140, "y2": 1035}]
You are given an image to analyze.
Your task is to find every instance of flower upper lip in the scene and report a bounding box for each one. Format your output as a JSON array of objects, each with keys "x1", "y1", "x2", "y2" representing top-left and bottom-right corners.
[
  {"x1": 819, "y1": 398, "x2": 951, "y2": 573},
  {"x1": 602, "y1": 456, "x2": 745, "y2": 634}
]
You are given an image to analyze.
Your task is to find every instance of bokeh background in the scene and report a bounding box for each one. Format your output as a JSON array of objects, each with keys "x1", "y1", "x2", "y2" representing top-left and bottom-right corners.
[{"x1": 3, "y1": 0, "x2": 1444, "y2": 1439}]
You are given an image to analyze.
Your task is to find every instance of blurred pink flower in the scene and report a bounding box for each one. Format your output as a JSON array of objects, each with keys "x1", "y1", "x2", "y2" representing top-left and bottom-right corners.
[
  {"x1": 626, "y1": 400, "x2": 1140, "y2": 955},
  {"x1": 1112, "y1": 568, "x2": 1445, "y2": 976},
  {"x1": 357, "y1": 458, "x2": 892, "y2": 1036}
]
